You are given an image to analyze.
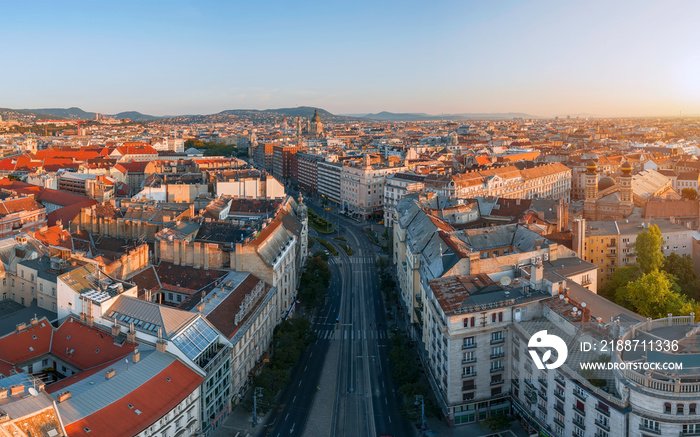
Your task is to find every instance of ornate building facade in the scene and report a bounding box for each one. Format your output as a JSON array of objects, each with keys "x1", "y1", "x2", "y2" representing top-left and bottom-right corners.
[{"x1": 583, "y1": 160, "x2": 634, "y2": 221}]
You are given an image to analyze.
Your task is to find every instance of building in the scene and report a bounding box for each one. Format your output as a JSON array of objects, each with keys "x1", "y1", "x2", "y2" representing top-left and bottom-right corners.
[
  {"x1": 294, "y1": 152, "x2": 323, "y2": 194},
  {"x1": 271, "y1": 144, "x2": 298, "y2": 182},
  {"x1": 317, "y1": 160, "x2": 342, "y2": 204},
  {"x1": 573, "y1": 218, "x2": 698, "y2": 288},
  {"x1": 0, "y1": 196, "x2": 46, "y2": 238},
  {"x1": 424, "y1": 162, "x2": 571, "y2": 202},
  {"x1": 341, "y1": 155, "x2": 407, "y2": 219},
  {"x1": 383, "y1": 172, "x2": 426, "y2": 228},
  {"x1": 308, "y1": 108, "x2": 324, "y2": 137}
]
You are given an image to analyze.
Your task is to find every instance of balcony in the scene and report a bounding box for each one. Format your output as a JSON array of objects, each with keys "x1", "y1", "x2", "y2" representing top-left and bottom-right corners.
[
  {"x1": 538, "y1": 403, "x2": 548, "y2": 414},
  {"x1": 490, "y1": 352, "x2": 505, "y2": 359},
  {"x1": 554, "y1": 376, "x2": 566, "y2": 387},
  {"x1": 638, "y1": 424, "x2": 661, "y2": 435},
  {"x1": 462, "y1": 372, "x2": 476, "y2": 379},
  {"x1": 595, "y1": 419, "x2": 610, "y2": 432},
  {"x1": 554, "y1": 403, "x2": 565, "y2": 415},
  {"x1": 573, "y1": 390, "x2": 587, "y2": 402},
  {"x1": 538, "y1": 379, "x2": 548, "y2": 388},
  {"x1": 595, "y1": 405, "x2": 610, "y2": 417},
  {"x1": 490, "y1": 379, "x2": 504, "y2": 386},
  {"x1": 490, "y1": 367, "x2": 504, "y2": 374},
  {"x1": 462, "y1": 357, "x2": 476, "y2": 364},
  {"x1": 524, "y1": 379, "x2": 536, "y2": 390},
  {"x1": 606, "y1": 253, "x2": 617, "y2": 258},
  {"x1": 538, "y1": 391, "x2": 547, "y2": 401},
  {"x1": 572, "y1": 405, "x2": 586, "y2": 416},
  {"x1": 680, "y1": 431, "x2": 700, "y2": 437},
  {"x1": 573, "y1": 419, "x2": 586, "y2": 430},
  {"x1": 490, "y1": 337, "x2": 505, "y2": 345},
  {"x1": 462, "y1": 343, "x2": 477, "y2": 350},
  {"x1": 553, "y1": 418, "x2": 565, "y2": 428},
  {"x1": 554, "y1": 390, "x2": 565, "y2": 401}
]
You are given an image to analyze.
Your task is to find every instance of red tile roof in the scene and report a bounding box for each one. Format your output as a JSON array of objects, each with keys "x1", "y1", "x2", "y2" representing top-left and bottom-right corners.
[
  {"x1": 51, "y1": 318, "x2": 136, "y2": 370},
  {"x1": 32, "y1": 225, "x2": 73, "y2": 249},
  {"x1": 0, "y1": 320, "x2": 53, "y2": 364},
  {"x1": 65, "y1": 360, "x2": 203, "y2": 437}
]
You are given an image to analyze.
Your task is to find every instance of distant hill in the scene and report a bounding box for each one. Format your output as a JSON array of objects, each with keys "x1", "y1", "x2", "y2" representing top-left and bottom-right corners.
[
  {"x1": 114, "y1": 111, "x2": 160, "y2": 121},
  {"x1": 6, "y1": 107, "x2": 160, "y2": 121},
  {"x1": 362, "y1": 111, "x2": 542, "y2": 121},
  {"x1": 24, "y1": 107, "x2": 95, "y2": 120}
]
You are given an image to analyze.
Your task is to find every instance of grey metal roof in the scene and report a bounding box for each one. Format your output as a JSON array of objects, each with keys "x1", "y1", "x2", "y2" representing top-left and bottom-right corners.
[
  {"x1": 0, "y1": 373, "x2": 55, "y2": 421},
  {"x1": 53, "y1": 348, "x2": 180, "y2": 424},
  {"x1": 106, "y1": 296, "x2": 198, "y2": 338}
]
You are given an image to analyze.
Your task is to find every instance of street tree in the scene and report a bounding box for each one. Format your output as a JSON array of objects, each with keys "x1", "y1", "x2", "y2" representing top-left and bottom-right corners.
[{"x1": 635, "y1": 224, "x2": 665, "y2": 274}]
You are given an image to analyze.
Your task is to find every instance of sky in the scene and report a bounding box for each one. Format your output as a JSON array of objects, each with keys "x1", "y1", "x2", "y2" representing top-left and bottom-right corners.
[{"x1": 2, "y1": 0, "x2": 700, "y2": 117}]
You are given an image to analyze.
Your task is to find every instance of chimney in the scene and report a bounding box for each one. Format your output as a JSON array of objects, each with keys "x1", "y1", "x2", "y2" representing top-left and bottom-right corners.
[
  {"x1": 9, "y1": 385, "x2": 24, "y2": 396},
  {"x1": 15, "y1": 322, "x2": 26, "y2": 332},
  {"x1": 30, "y1": 317, "x2": 39, "y2": 326},
  {"x1": 132, "y1": 348, "x2": 140, "y2": 363},
  {"x1": 57, "y1": 391, "x2": 72, "y2": 403},
  {"x1": 0, "y1": 389, "x2": 7, "y2": 400},
  {"x1": 156, "y1": 339, "x2": 167, "y2": 353},
  {"x1": 197, "y1": 301, "x2": 205, "y2": 312},
  {"x1": 105, "y1": 369, "x2": 116, "y2": 379}
]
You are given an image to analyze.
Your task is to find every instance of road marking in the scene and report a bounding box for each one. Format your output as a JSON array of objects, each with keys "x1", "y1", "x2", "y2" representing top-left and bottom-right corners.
[
  {"x1": 285, "y1": 413, "x2": 289, "y2": 421},
  {"x1": 292, "y1": 395, "x2": 296, "y2": 402},
  {"x1": 290, "y1": 423, "x2": 295, "y2": 434},
  {"x1": 304, "y1": 365, "x2": 308, "y2": 371},
  {"x1": 385, "y1": 397, "x2": 388, "y2": 405},
  {"x1": 344, "y1": 331, "x2": 347, "y2": 340},
  {"x1": 298, "y1": 381, "x2": 302, "y2": 387},
  {"x1": 388, "y1": 416, "x2": 392, "y2": 424}
]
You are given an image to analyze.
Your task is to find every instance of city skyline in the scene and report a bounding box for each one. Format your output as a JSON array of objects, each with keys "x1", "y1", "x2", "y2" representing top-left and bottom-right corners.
[{"x1": 3, "y1": 0, "x2": 700, "y2": 117}]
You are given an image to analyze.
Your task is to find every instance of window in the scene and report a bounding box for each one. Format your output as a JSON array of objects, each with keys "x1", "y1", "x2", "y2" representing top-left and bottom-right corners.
[
  {"x1": 491, "y1": 346, "x2": 503, "y2": 358},
  {"x1": 491, "y1": 331, "x2": 504, "y2": 344},
  {"x1": 641, "y1": 418, "x2": 659, "y2": 432},
  {"x1": 462, "y1": 379, "x2": 475, "y2": 390},
  {"x1": 463, "y1": 317, "x2": 475, "y2": 328},
  {"x1": 463, "y1": 336, "x2": 475, "y2": 349},
  {"x1": 665, "y1": 403, "x2": 672, "y2": 414},
  {"x1": 491, "y1": 387, "x2": 502, "y2": 396},
  {"x1": 679, "y1": 404, "x2": 685, "y2": 415},
  {"x1": 683, "y1": 425, "x2": 700, "y2": 435},
  {"x1": 463, "y1": 366, "x2": 475, "y2": 377},
  {"x1": 463, "y1": 351, "x2": 475, "y2": 363},
  {"x1": 691, "y1": 403, "x2": 697, "y2": 414}
]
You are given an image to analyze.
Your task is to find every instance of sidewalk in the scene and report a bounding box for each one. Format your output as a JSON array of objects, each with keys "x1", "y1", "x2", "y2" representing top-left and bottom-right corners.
[
  {"x1": 420, "y1": 416, "x2": 532, "y2": 437},
  {"x1": 211, "y1": 390, "x2": 270, "y2": 437}
]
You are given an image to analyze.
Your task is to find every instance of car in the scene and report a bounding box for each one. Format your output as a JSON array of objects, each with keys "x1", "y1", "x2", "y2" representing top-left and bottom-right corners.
[{"x1": 324, "y1": 250, "x2": 330, "y2": 255}]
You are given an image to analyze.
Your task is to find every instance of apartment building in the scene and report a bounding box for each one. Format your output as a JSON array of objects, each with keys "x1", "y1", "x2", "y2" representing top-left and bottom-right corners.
[
  {"x1": 423, "y1": 163, "x2": 571, "y2": 202},
  {"x1": 271, "y1": 144, "x2": 298, "y2": 182},
  {"x1": 383, "y1": 172, "x2": 426, "y2": 228},
  {"x1": 0, "y1": 196, "x2": 46, "y2": 238},
  {"x1": 317, "y1": 160, "x2": 342, "y2": 204},
  {"x1": 572, "y1": 218, "x2": 697, "y2": 288},
  {"x1": 294, "y1": 152, "x2": 323, "y2": 194},
  {"x1": 341, "y1": 155, "x2": 407, "y2": 219}
]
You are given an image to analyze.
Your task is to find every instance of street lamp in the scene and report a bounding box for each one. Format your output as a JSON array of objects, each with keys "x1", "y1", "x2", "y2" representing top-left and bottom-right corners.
[
  {"x1": 252, "y1": 387, "x2": 263, "y2": 427},
  {"x1": 415, "y1": 395, "x2": 426, "y2": 430}
]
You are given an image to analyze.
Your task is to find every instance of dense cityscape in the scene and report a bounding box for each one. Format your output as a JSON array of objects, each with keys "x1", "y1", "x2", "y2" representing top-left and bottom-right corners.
[
  {"x1": 0, "y1": 108, "x2": 699, "y2": 437},
  {"x1": 3, "y1": 1, "x2": 700, "y2": 437}
]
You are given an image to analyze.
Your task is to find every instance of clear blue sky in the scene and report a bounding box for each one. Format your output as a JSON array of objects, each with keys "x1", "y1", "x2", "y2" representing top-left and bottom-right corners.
[{"x1": 3, "y1": 0, "x2": 699, "y2": 117}]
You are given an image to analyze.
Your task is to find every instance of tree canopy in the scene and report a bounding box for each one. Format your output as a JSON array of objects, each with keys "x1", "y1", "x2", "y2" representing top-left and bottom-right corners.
[
  {"x1": 603, "y1": 224, "x2": 700, "y2": 319},
  {"x1": 681, "y1": 188, "x2": 698, "y2": 200},
  {"x1": 635, "y1": 224, "x2": 664, "y2": 274}
]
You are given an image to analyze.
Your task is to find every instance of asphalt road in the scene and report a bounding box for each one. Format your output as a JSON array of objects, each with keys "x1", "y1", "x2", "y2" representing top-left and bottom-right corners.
[{"x1": 264, "y1": 203, "x2": 413, "y2": 437}]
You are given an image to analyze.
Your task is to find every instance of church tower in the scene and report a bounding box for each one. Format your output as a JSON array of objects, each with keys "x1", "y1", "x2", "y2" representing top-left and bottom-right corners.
[
  {"x1": 620, "y1": 161, "x2": 633, "y2": 206},
  {"x1": 584, "y1": 160, "x2": 598, "y2": 202},
  {"x1": 309, "y1": 108, "x2": 324, "y2": 137}
]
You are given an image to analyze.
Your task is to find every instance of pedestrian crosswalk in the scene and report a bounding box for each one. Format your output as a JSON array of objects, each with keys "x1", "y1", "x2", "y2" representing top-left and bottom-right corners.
[
  {"x1": 313, "y1": 328, "x2": 388, "y2": 341},
  {"x1": 347, "y1": 257, "x2": 375, "y2": 264}
]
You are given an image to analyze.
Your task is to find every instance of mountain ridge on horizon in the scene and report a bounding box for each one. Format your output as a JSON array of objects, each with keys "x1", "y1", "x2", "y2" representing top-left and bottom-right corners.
[{"x1": 2, "y1": 106, "x2": 618, "y2": 123}]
